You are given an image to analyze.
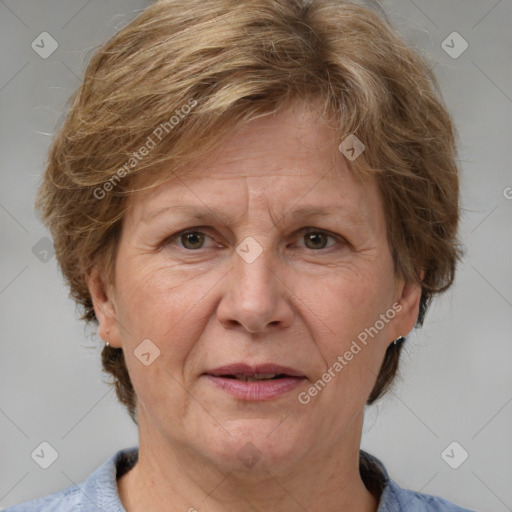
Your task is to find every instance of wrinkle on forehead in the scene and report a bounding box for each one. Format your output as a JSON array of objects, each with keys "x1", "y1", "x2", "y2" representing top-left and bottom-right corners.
[
  {"x1": 135, "y1": 170, "x2": 379, "y2": 241},
  {"x1": 126, "y1": 101, "x2": 378, "y2": 234}
]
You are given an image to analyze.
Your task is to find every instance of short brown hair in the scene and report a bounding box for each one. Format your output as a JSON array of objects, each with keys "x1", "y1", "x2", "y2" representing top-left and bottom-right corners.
[{"x1": 36, "y1": 0, "x2": 462, "y2": 424}]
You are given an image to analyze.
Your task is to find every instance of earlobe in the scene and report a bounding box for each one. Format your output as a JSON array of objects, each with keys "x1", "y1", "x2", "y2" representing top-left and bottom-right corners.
[{"x1": 87, "y1": 267, "x2": 121, "y2": 348}]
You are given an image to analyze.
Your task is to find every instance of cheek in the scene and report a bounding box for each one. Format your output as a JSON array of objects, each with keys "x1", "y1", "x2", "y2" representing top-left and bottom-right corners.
[
  {"x1": 299, "y1": 260, "x2": 396, "y2": 399},
  {"x1": 114, "y1": 257, "x2": 219, "y2": 361},
  {"x1": 112, "y1": 264, "x2": 210, "y2": 416},
  {"x1": 306, "y1": 263, "x2": 395, "y2": 341}
]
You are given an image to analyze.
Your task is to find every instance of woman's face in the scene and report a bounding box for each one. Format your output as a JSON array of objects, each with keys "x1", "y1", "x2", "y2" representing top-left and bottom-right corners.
[{"x1": 92, "y1": 102, "x2": 421, "y2": 472}]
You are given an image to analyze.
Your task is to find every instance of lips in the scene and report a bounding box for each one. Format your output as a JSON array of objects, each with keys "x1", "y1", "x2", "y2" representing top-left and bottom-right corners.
[
  {"x1": 205, "y1": 363, "x2": 305, "y2": 379},
  {"x1": 203, "y1": 363, "x2": 306, "y2": 401}
]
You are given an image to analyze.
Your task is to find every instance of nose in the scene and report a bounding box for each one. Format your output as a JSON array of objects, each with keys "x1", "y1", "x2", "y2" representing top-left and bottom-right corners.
[{"x1": 216, "y1": 245, "x2": 295, "y2": 334}]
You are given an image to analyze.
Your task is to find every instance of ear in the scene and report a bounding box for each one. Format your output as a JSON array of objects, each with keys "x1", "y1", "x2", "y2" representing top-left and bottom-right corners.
[
  {"x1": 87, "y1": 266, "x2": 122, "y2": 348},
  {"x1": 391, "y1": 273, "x2": 424, "y2": 340}
]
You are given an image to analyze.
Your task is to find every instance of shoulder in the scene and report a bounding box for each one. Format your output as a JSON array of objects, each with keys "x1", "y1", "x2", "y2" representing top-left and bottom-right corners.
[
  {"x1": 2, "y1": 486, "x2": 81, "y2": 511},
  {"x1": 359, "y1": 450, "x2": 477, "y2": 512},
  {"x1": 3, "y1": 446, "x2": 138, "y2": 512},
  {"x1": 383, "y1": 478, "x2": 478, "y2": 511}
]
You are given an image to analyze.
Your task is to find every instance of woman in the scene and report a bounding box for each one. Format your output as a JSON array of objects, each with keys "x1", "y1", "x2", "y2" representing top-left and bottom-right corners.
[{"x1": 7, "y1": 0, "x2": 476, "y2": 510}]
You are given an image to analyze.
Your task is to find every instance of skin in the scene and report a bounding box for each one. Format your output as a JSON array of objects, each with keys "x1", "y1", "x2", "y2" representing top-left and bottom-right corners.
[{"x1": 88, "y1": 101, "x2": 422, "y2": 512}]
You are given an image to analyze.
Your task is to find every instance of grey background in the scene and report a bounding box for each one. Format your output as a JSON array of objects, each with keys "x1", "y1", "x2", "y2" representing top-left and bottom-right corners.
[{"x1": 1, "y1": 1, "x2": 511, "y2": 510}]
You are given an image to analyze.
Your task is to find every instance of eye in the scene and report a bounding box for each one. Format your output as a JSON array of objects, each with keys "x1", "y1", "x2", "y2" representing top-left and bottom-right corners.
[
  {"x1": 163, "y1": 227, "x2": 343, "y2": 252},
  {"x1": 298, "y1": 229, "x2": 339, "y2": 250},
  {"x1": 166, "y1": 229, "x2": 215, "y2": 250}
]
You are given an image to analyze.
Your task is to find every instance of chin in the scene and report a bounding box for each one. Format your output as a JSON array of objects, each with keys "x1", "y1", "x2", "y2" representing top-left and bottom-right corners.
[{"x1": 199, "y1": 418, "x2": 311, "y2": 474}]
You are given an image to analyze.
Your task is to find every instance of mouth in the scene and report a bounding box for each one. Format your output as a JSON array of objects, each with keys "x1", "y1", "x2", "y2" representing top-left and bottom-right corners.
[
  {"x1": 205, "y1": 363, "x2": 305, "y2": 378},
  {"x1": 203, "y1": 363, "x2": 306, "y2": 401},
  {"x1": 218, "y1": 373, "x2": 292, "y2": 382}
]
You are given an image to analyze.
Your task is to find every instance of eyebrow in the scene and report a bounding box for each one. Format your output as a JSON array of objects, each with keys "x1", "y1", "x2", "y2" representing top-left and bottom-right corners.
[
  {"x1": 142, "y1": 204, "x2": 225, "y2": 224},
  {"x1": 142, "y1": 204, "x2": 365, "y2": 227},
  {"x1": 282, "y1": 205, "x2": 366, "y2": 228}
]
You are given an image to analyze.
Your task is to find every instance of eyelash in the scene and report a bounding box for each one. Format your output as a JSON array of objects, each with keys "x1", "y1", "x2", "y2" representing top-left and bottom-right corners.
[{"x1": 163, "y1": 227, "x2": 345, "y2": 252}]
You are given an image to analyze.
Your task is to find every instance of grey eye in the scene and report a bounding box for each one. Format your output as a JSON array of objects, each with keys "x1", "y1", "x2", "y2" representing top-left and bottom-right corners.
[{"x1": 180, "y1": 231, "x2": 206, "y2": 249}]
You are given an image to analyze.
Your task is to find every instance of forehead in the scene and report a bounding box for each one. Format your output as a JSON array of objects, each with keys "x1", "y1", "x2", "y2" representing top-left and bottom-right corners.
[
  {"x1": 199, "y1": 102, "x2": 339, "y2": 178},
  {"x1": 127, "y1": 102, "x2": 381, "y2": 226}
]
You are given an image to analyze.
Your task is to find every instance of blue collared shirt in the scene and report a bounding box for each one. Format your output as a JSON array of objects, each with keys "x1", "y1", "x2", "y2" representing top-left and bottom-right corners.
[{"x1": 5, "y1": 447, "x2": 477, "y2": 511}]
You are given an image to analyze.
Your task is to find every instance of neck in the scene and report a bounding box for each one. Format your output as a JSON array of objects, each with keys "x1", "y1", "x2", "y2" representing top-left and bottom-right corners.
[{"x1": 118, "y1": 411, "x2": 379, "y2": 512}]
